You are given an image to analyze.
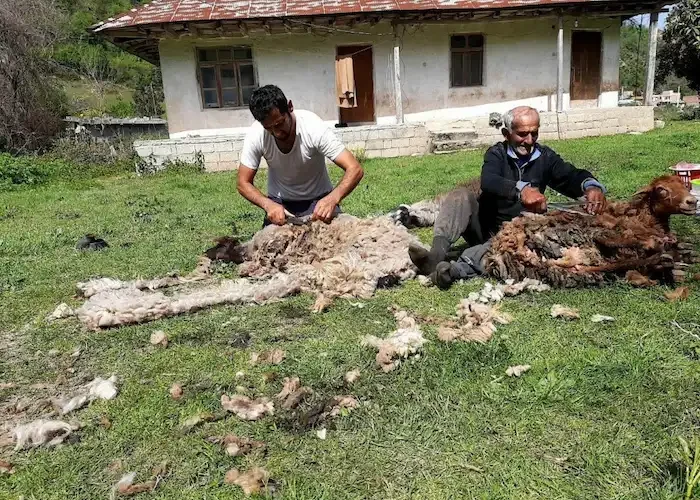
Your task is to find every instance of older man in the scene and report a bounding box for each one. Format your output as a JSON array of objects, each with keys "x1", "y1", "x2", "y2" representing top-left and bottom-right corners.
[
  {"x1": 409, "y1": 105, "x2": 607, "y2": 289},
  {"x1": 237, "y1": 85, "x2": 364, "y2": 227}
]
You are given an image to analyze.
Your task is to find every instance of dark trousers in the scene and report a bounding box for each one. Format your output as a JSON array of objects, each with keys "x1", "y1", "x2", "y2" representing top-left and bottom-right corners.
[
  {"x1": 262, "y1": 192, "x2": 341, "y2": 228},
  {"x1": 433, "y1": 185, "x2": 491, "y2": 279}
]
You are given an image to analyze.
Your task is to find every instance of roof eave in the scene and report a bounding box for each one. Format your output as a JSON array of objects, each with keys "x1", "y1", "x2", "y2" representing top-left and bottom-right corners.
[{"x1": 93, "y1": 2, "x2": 668, "y2": 64}]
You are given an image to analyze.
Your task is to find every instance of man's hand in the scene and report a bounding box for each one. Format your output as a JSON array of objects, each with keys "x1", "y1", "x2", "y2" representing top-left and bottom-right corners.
[
  {"x1": 312, "y1": 194, "x2": 339, "y2": 224},
  {"x1": 584, "y1": 187, "x2": 606, "y2": 215},
  {"x1": 520, "y1": 186, "x2": 547, "y2": 213},
  {"x1": 265, "y1": 202, "x2": 287, "y2": 226}
]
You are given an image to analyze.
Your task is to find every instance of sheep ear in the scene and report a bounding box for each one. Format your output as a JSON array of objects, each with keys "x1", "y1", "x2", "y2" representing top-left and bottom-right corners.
[{"x1": 633, "y1": 185, "x2": 653, "y2": 198}]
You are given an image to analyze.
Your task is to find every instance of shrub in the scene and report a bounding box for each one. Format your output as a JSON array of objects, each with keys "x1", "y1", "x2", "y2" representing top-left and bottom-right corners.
[
  {"x1": 679, "y1": 105, "x2": 700, "y2": 121},
  {"x1": 48, "y1": 130, "x2": 136, "y2": 175},
  {"x1": 0, "y1": 153, "x2": 71, "y2": 188},
  {"x1": 106, "y1": 98, "x2": 137, "y2": 118}
]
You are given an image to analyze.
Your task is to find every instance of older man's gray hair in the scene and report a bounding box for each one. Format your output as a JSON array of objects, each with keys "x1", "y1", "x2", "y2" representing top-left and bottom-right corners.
[{"x1": 490, "y1": 106, "x2": 540, "y2": 132}]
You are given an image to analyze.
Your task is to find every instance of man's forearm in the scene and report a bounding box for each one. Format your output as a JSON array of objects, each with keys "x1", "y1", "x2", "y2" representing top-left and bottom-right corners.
[
  {"x1": 238, "y1": 181, "x2": 275, "y2": 212},
  {"x1": 327, "y1": 164, "x2": 364, "y2": 203}
]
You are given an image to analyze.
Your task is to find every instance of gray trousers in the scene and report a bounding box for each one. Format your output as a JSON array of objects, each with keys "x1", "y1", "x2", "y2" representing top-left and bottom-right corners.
[{"x1": 433, "y1": 185, "x2": 492, "y2": 279}]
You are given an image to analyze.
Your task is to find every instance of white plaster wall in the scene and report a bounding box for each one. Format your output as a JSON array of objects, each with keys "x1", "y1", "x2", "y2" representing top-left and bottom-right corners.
[{"x1": 161, "y1": 16, "x2": 621, "y2": 138}]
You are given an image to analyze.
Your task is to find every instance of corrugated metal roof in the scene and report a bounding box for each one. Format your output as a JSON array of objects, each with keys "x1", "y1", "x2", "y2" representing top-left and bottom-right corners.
[{"x1": 94, "y1": 0, "x2": 612, "y2": 31}]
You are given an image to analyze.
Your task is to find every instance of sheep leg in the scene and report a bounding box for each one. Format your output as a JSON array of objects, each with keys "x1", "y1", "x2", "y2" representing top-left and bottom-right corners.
[{"x1": 573, "y1": 254, "x2": 663, "y2": 274}]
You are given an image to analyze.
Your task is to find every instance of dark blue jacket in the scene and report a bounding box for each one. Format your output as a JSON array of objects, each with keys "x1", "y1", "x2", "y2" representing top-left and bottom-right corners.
[{"x1": 479, "y1": 141, "x2": 603, "y2": 237}]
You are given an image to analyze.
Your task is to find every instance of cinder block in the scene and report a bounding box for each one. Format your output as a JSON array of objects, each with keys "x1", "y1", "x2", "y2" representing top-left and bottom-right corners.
[
  {"x1": 152, "y1": 145, "x2": 173, "y2": 156},
  {"x1": 365, "y1": 139, "x2": 384, "y2": 150},
  {"x1": 214, "y1": 141, "x2": 234, "y2": 152},
  {"x1": 365, "y1": 149, "x2": 383, "y2": 158},
  {"x1": 196, "y1": 143, "x2": 217, "y2": 153},
  {"x1": 378, "y1": 129, "x2": 394, "y2": 140},
  {"x1": 367, "y1": 130, "x2": 381, "y2": 140},
  {"x1": 392, "y1": 138, "x2": 411, "y2": 148},
  {"x1": 410, "y1": 137, "x2": 428, "y2": 147},
  {"x1": 175, "y1": 144, "x2": 195, "y2": 154},
  {"x1": 565, "y1": 130, "x2": 586, "y2": 139},
  {"x1": 134, "y1": 145, "x2": 153, "y2": 157},
  {"x1": 382, "y1": 148, "x2": 399, "y2": 158},
  {"x1": 219, "y1": 151, "x2": 239, "y2": 162},
  {"x1": 203, "y1": 152, "x2": 220, "y2": 164}
]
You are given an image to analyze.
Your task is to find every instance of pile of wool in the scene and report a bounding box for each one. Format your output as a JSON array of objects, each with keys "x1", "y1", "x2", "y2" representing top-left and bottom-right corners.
[
  {"x1": 72, "y1": 272, "x2": 300, "y2": 330},
  {"x1": 63, "y1": 214, "x2": 426, "y2": 330},
  {"x1": 437, "y1": 300, "x2": 512, "y2": 343},
  {"x1": 234, "y1": 214, "x2": 424, "y2": 310},
  {"x1": 362, "y1": 308, "x2": 427, "y2": 372},
  {"x1": 432, "y1": 278, "x2": 548, "y2": 343},
  {"x1": 467, "y1": 278, "x2": 551, "y2": 304}
]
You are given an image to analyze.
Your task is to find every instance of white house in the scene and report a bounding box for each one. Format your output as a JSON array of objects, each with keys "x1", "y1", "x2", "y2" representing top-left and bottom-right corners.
[{"x1": 92, "y1": 0, "x2": 665, "y2": 170}]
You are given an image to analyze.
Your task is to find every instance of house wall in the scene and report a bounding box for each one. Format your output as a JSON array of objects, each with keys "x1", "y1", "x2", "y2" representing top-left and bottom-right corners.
[{"x1": 160, "y1": 16, "x2": 621, "y2": 138}]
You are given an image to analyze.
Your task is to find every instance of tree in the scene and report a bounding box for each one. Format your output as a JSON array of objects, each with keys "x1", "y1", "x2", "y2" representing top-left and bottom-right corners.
[
  {"x1": 619, "y1": 20, "x2": 649, "y2": 94},
  {"x1": 133, "y1": 67, "x2": 165, "y2": 117},
  {"x1": 662, "y1": 0, "x2": 700, "y2": 93},
  {"x1": 0, "y1": 0, "x2": 67, "y2": 152}
]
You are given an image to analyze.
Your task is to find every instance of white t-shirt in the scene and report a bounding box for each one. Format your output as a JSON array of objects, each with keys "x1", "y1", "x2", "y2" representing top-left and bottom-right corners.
[{"x1": 240, "y1": 109, "x2": 346, "y2": 201}]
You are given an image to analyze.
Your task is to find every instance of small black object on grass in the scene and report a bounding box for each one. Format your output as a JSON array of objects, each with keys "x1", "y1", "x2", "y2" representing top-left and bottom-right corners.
[{"x1": 76, "y1": 234, "x2": 109, "y2": 252}]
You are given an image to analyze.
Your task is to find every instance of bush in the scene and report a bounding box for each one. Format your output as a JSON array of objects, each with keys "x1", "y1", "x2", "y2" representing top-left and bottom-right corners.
[
  {"x1": 106, "y1": 98, "x2": 137, "y2": 118},
  {"x1": 48, "y1": 131, "x2": 137, "y2": 174},
  {"x1": 655, "y1": 104, "x2": 682, "y2": 122},
  {"x1": 0, "y1": 153, "x2": 72, "y2": 188},
  {"x1": 679, "y1": 106, "x2": 700, "y2": 121}
]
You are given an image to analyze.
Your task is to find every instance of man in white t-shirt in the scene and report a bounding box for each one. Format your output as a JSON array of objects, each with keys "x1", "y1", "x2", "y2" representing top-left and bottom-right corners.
[{"x1": 237, "y1": 85, "x2": 364, "y2": 226}]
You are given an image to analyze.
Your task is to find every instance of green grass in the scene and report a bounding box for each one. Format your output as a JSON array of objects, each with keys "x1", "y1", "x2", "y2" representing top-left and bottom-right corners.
[{"x1": 1, "y1": 122, "x2": 700, "y2": 499}]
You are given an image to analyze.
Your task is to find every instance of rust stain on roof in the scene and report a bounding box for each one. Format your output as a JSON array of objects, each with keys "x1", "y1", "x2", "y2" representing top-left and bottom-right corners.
[{"x1": 93, "y1": 0, "x2": 615, "y2": 31}]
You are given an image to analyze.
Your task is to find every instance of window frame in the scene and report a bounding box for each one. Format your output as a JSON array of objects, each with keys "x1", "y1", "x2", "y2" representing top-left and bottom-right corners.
[
  {"x1": 449, "y1": 33, "x2": 485, "y2": 88},
  {"x1": 196, "y1": 46, "x2": 258, "y2": 110}
]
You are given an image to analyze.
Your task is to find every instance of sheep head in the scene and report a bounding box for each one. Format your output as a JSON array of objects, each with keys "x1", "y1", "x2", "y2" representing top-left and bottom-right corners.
[{"x1": 633, "y1": 175, "x2": 697, "y2": 222}]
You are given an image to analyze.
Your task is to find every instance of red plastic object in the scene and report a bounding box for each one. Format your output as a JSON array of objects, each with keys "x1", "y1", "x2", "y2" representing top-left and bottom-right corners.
[{"x1": 669, "y1": 162, "x2": 700, "y2": 189}]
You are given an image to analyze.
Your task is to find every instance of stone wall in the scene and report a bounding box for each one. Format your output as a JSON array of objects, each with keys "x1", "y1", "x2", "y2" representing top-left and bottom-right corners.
[
  {"x1": 133, "y1": 106, "x2": 655, "y2": 171},
  {"x1": 428, "y1": 106, "x2": 655, "y2": 148},
  {"x1": 133, "y1": 123, "x2": 431, "y2": 172}
]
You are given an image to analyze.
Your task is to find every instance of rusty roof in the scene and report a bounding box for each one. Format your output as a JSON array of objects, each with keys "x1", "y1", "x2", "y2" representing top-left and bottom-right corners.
[{"x1": 93, "y1": 0, "x2": 633, "y2": 31}]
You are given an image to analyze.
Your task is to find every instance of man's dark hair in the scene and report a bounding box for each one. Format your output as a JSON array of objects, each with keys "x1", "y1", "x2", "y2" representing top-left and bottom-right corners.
[{"x1": 249, "y1": 85, "x2": 289, "y2": 122}]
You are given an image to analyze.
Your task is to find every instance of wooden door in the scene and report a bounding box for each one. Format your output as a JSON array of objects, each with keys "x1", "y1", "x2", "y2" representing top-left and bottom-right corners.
[
  {"x1": 337, "y1": 45, "x2": 375, "y2": 124},
  {"x1": 570, "y1": 31, "x2": 602, "y2": 100}
]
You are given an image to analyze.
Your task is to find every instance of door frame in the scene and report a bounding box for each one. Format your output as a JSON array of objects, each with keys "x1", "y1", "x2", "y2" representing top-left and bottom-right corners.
[
  {"x1": 569, "y1": 29, "x2": 603, "y2": 102},
  {"x1": 335, "y1": 44, "x2": 376, "y2": 126}
]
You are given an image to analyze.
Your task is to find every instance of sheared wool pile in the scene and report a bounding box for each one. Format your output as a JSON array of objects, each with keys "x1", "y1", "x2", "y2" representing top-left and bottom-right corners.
[
  {"x1": 235, "y1": 214, "x2": 423, "y2": 308},
  {"x1": 437, "y1": 300, "x2": 512, "y2": 343},
  {"x1": 63, "y1": 214, "x2": 425, "y2": 330},
  {"x1": 362, "y1": 308, "x2": 427, "y2": 372}
]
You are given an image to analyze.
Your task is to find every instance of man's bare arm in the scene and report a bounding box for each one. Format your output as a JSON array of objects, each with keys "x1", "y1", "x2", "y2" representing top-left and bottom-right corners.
[
  {"x1": 237, "y1": 165, "x2": 286, "y2": 225},
  {"x1": 312, "y1": 150, "x2": 364, "y2": 222}
]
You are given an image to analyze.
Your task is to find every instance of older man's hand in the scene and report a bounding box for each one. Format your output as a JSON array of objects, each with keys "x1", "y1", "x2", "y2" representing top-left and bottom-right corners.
[
  {"x1": 521, "y1": 186, "x2": 547, "y2": 213},
  {"x1": 584, "y1": 187, "x2": 606, "y2": 215}
]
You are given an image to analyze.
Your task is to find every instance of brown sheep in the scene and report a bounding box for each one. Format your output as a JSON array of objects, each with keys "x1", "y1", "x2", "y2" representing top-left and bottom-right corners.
[{"x1": 482, "y1": 175, "x2": 698, "y2": 287}]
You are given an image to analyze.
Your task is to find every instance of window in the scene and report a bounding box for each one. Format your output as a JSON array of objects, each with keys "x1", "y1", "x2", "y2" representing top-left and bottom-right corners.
[
  {"x1": 450, "y1": 34, "x2": 484, "y2": 87},
  {"x1": 197, "y1": 47, "x2": 258, "y2": 109}
]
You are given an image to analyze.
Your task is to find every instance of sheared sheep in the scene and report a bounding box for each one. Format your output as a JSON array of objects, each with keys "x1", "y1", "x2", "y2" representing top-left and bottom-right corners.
[
  {"x1": 396, "y1": 174, "x2": 698, "y2": 287},
  {"x1": 484, "y1": 174, "x2": 698, "y2": 286}
]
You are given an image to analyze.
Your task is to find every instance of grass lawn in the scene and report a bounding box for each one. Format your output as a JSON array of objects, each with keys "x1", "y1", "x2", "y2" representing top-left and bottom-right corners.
[{"x1": 1, "y1": 122, "x2": 700, "y2": 499}]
